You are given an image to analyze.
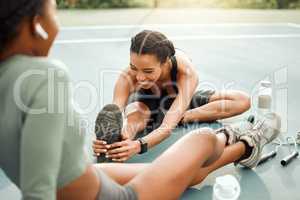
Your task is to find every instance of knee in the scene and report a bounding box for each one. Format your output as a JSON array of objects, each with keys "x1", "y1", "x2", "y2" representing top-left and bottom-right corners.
[
  {"x1": 234, "y1": 91, "x2": 251, "y2": 112},
  {"x1": 188, "y1": 128, "x2": 217, "y2": 150},
  {"x1": 125, "y1": 102, "x2": 151, "y2": 118},
  {"x1": 240, "y1": 93, "x2": 251, "y2": 112}
]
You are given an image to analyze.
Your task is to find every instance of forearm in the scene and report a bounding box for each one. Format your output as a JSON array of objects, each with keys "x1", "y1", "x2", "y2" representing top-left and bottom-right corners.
[
  {"x1": 142, "y1": 95, "x2": 192, "y2": 148},
  {"x1": 143, "y1": 127, "x2": 172, "y2": 148},
  {"x1": 161, "y1": 92, "x2": 192, "y2": 130},
  {"x1": 112, "y1": 85, "x2": 129, "y2": 111},
  {"x1": 112, "y1": 98, "x2": 127, "y2": 112},
  {"x1": 112, "y1": 71, "x2": 133, "y2": 111}
]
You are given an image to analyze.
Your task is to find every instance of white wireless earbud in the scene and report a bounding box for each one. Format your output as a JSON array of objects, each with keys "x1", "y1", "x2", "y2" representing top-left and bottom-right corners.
[{"x1": 35, "y1": 23, "x2": 48, "y2": 40}]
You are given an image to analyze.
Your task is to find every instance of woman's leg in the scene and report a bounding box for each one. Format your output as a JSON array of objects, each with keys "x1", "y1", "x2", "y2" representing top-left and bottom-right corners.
[
  {"x1": 122, "y1": 102, "x2": 151, "y2": 139},
  {"x1": 127, "y1": 128, "x2": 233, "y2": 200},
  {"x1": 190, "y1": 141, "x2": 245, "y2": 185},
  {"x1": 96, "y1": 138, "x2": 245, "y2": 187},
  {"x1": 183, "y1": 90, "x2": 251, "y2": 122},
  {"x1": 100, "y1": 127, "x2": 241, "y2": 200},
  {"x1": 59, "y1": 131, "x2": 245, "y2": 200}
]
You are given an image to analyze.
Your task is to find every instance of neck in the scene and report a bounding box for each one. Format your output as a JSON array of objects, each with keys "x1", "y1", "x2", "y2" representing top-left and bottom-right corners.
[
  {"x1": 158, "y1": 58, "x2": 172, "y2": 82},
  {"x1": 0, "y1": 46, "x2": 34, "y2": 62}
]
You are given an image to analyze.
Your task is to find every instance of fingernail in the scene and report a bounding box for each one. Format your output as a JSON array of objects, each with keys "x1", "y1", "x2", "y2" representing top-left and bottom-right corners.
[
  {"x1": 103, "y1": 141, "x2": 107, "y2": 144},
  {"x1": 97, "y1": 153, "x2": 100, "y2": 156},
  {"x1": 106, "y1": 155, "x2": 109, "y2": 158},
  {"x1": 106, "y1": 145, "x2": 110, "y2": 148}
]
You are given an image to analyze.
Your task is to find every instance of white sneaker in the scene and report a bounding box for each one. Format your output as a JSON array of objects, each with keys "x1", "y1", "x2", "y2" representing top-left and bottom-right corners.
[
  {"x1": 236, "y1": 112, "x2": 281, "y2": 168},
  {"x1": 219, "y1": 115, "x2": 256, "y2": 146}
]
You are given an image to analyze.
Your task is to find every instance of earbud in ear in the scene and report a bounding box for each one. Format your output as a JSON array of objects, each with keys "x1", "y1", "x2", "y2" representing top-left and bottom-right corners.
[{"x1": 35, "y1": 23, "x2": 48, "y2": 40}]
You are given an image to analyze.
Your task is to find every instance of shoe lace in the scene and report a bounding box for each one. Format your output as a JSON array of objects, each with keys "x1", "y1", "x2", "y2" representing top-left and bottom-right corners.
[{"x1": 251, "y1": 119, "x2": 269, "y2": 143}]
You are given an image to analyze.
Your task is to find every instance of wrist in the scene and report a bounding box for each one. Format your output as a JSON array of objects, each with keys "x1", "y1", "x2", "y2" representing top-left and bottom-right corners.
[
  {"x1": 135, "y1": 140, "x2": 141, "y2": 154},
  {"x1": 137, "y1": 138, "x2": 148, "y2": 154}
]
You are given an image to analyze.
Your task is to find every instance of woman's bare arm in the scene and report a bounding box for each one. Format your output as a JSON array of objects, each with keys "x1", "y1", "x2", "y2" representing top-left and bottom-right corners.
[
  {"x1": 112, "y1": 68, "x2": 136, "y2": 111},
  {"x1": 143, "y1": 54, "x2": 199, "y2": 148}
]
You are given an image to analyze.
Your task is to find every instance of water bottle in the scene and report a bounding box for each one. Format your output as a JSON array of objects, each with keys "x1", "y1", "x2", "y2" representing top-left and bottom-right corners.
[
  {"x1": 258, "y1": 81, "x2": 272, "y2": 116},
  {"x1": 296, "y1": 131, "x2": 300, "y2": 145},
  {"x1": 213, "y1": 175, "x2": 241, "y2": 200}
]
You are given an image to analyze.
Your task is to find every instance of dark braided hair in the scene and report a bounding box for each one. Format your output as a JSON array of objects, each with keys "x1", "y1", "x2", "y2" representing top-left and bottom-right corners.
[
  {"x1": 130, "y1": 30, "x2": 176, "y2": 64},
  {"x1": 0, "y1": 0, "x2": 45, "y2": 53}
]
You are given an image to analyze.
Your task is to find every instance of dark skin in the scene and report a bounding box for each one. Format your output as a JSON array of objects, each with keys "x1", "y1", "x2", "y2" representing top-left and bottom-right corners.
[
  {"x1": 1, "y1": 1, "x2": 100, "y2": 199},
  {"x1": 0, "y1": 0, "x2": 59, "y2": 61}
]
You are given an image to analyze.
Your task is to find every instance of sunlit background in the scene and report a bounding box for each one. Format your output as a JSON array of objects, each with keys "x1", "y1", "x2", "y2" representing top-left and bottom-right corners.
[{"x1": 57, "y1": 0, "x2": 300, "y2": 9}]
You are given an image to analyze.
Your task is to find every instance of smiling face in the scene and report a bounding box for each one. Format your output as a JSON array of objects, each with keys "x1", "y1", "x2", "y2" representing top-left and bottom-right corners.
[{"x1": 130, "y1": 52, "x2": 163, "y2": 89}]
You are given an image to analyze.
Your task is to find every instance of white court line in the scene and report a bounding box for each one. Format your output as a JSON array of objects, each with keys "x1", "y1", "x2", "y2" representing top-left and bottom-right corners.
[
  {"x1": 55, "y1": 34, "x2": 300, "y2": 44},
  {"x1": 61, "y1": 23, "x2": 291, "y2": 31},
  {"x1": 287, "y1": 23, "x2": 300, "y2": 28}
]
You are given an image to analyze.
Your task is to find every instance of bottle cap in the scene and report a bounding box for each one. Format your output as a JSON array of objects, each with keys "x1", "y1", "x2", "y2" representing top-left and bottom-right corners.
[
  {"x1": 260, "y1": 81, "x2": 272, "y2": 88},
  {"x1": 214, "y1": 175, "x2": 241, "y2": 199}
]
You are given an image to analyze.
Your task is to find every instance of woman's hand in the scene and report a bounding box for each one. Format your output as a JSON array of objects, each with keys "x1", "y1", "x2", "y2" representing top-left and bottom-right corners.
[
  {"x1": 92, "y1": 140, "x2": 110, "y2": 156},
  {"x1": 106, "y1": 139, "x2": 141, "y2": 162}
]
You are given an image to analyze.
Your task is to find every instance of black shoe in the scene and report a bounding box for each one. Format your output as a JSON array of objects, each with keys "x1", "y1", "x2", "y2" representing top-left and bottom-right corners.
[{"x1": 95, "y1": 104, "x2": 123, "y2": 163}]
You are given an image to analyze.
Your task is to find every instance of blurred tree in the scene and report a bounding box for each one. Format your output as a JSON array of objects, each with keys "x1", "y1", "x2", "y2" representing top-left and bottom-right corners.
[
  {"x1": 56, "y1": 0, "x2": 300, "y2": 9},
  {"x1": 154, "y1": 0, "x2": 158, "y2": 8},
  {"x1": 67, "y1": 0, "x2": 77, "y2": 7},
  {"x1": 276, "y1": 0, "x2": 298, "y2": 8}
]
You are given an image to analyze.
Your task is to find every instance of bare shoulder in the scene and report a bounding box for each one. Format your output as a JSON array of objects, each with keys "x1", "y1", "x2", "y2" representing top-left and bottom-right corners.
[
  {"x1": 174, "y1": 51, "x2": 197, "y2": 77},
  {"x1": 120, "y1": 66, "x2": 137, "y2": 83}
]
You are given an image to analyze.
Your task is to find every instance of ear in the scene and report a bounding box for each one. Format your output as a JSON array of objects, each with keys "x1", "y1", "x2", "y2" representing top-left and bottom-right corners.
[{"x1": 30, "y1": 15, "x2": 48, "y2": 40}]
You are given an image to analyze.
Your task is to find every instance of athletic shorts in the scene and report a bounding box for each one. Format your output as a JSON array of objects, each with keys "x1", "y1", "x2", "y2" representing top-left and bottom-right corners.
[
  {"x1": 128, "y1": 89, "x2": 216, "y2": 134},
  {"x1": 96, "y1": 169, "x2": 138, "y2": 200}
]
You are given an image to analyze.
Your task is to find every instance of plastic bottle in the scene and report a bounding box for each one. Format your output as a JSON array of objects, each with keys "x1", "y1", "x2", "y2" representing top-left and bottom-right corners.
[
  {"x1": 213, "y1": 175, "x2": 241, "y2": 200},
  {"x1": 296, "y1": 131, "x2": 300, "y2": 145},
  {"x1": 257, "y1": 80, "x2": 272, "y2": 116}
]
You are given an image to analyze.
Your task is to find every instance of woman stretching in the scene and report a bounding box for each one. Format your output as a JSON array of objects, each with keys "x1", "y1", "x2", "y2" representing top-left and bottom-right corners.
[{"x1": 93, "y1": 30, "x2": 251, "y2": 162}]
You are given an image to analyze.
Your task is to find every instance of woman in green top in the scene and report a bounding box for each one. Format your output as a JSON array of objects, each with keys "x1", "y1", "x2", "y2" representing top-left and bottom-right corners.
[{"x1": 0, "y1": 0, "x2": 281, "y2": 199}]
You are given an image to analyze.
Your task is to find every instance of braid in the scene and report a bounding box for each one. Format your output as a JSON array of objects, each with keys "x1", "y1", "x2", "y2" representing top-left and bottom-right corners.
[
  {"x1": 158, "y1": 39, "x2": 175, "y2": 57},
  {"x1": 130, "y1": 30, "x2": 176, "y2": 63}
]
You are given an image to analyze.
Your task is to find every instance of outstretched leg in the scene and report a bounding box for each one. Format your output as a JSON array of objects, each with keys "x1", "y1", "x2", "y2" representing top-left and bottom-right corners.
[
  {"x1": 96, "y1": 112, "x2": 280, "y2": 200},
  {"x1": 98, "y1": 134, "x2": 245, "y2": 186},
  {"x1": 97, "y1": 127, "x2": 241, "y2": 200},
  {"x1": 183, "y1": 90, "x2": 250, "y2": 122}
]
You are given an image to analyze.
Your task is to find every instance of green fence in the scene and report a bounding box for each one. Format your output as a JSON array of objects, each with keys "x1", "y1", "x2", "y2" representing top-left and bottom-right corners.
[
  {"x1": 56, "y1": 0, "x2": 300, "y2": 9},
  {"x1": 56, "y1": 0, "x2": 147, "y2": 8}
]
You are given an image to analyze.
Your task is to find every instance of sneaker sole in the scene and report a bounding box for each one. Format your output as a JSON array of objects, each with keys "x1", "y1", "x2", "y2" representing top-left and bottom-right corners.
[{"x1": 95, "y1": 104, "x2": 123, "y2": 163}]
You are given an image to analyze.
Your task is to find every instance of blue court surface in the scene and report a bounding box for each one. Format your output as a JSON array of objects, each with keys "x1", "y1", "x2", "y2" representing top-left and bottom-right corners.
[{"x1": 1, "y1": 23, "x2": 300, "y2": 199}]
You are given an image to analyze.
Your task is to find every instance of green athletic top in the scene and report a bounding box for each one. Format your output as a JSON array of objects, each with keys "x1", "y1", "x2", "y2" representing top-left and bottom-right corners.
[{"x1": 0, "y1": 55, "x2": 88, "y2": 199}]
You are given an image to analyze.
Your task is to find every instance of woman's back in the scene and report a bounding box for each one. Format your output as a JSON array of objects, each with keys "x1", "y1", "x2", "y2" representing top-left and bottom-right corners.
[{"x1": 0, "y1": 55, "x2": 88, "y2": 199}]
